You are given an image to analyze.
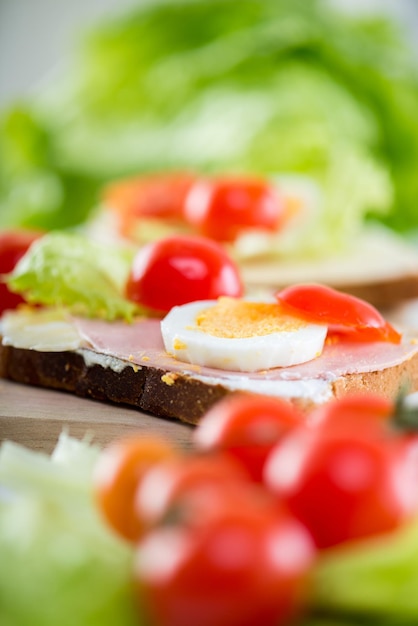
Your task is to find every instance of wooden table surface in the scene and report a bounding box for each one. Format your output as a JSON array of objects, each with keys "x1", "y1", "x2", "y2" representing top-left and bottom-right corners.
[{"x1": 0, "y1": 378, "x2": 194, "y2": 453}]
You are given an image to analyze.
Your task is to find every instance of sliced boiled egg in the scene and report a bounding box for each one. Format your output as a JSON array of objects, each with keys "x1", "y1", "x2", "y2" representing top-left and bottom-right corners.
[{"x1": 161, "y1": 297, "x2": 328, "y2": 372}]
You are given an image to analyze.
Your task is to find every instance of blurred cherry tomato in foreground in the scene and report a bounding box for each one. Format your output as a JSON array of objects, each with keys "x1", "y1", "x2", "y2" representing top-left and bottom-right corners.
[
  {"x1": 125, "y1": 234, "x2": 243, "y2": 313},
  {"x1": 276, "y1": 283, "x2": 401, "y2": 344},
  {"x1": 135, "y1": 488, "x2": 315, "y2": 626},
  {"x1": 0, "y1": 229, "x2": 42, "y2": 314},
  {"x1": 193, "y1": 393, "x2": 303, "y2": 482},
  {"x1": 92, "y1": 392, "x2": 418, "y2": 626},
  {"x1": 308, "y1": 393, "x2": 394, "y2": 434},
  {"x1": 184, "y1": 176, "x2": 286, "y2": 242},
  {"x1": 135, "y1": 452, "x2": 250, "y2": 529},
  {"x1": 93, "y1": 435, "x2": 177, "y2": 542},
  {"x1": 264, "y1": 393, "x2": 418, "y2": 549}
]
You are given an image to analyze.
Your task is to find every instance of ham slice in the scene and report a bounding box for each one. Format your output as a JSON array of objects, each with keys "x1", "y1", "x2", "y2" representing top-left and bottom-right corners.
[
  {"x1": 2, "y1": 312, "x2": 418, "y2": 424},
  {"x1": 74, "y1": 316, "x2": 418, "y2": 380},
  {"x1": 73, "y1": 316, "x2": 418, "y2": 409}
]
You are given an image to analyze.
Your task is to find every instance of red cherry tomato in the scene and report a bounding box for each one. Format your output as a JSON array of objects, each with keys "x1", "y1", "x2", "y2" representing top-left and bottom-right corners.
[
  {"x1": 264, "y1": 394, "x2": 418, "y2": 549},
  {"x1": 276, "y1": 283, "x2": 401, "y2": 343},
  {"x1": 308, "y1": 393, "x2": 394, "y2": 435},
  {"x1": 105, "y1": 172, "x2": 196, "y2": 238},
  {"x1": 0, "y1": 229, "x2": 42, "y2": 314},
  {"x1": 125, "y1": 235, "x2": 243, "y2": 313},
  {"x1": 136, "y1": 452, "x2": 250, "y2": 529},
  {"x1": 184, "y1": 176, "x2": 285, "y2": 242},
  {"x1": 135, "y1": 489, "x2": 315, "y2": 626},
  {"x1": 93, "y1": 435, "x2": 177, "y2": 542},
  {"x1": 193, "y1": 393, "x2": 303, "y2": 482}
]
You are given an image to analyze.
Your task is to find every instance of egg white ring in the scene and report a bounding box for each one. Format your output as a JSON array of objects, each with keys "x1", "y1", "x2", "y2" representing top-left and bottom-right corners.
[{"x1": 161, "y1": 300, "x2": 328, "y2": 373}]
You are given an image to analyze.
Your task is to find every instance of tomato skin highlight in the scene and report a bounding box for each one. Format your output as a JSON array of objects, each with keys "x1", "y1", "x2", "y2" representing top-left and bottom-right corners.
[
  {"x1": 193, "y1": 393, "x2": 303, "y2": 482},
  {"x1": 135, "y1": 493, "x2": 315, "y2": 626},
  {"x1": 0, "y1": 230, "x2": 42, "y2": 314},
  {"x1": 184, "y1": 176, "x2": 285, "y2": 242},
  {"x1": 125, "y1": 234, "x2": 243, "y2": 312},
  {"x1": 276, "y1": 283, "x2": 401, "y2": 343},
  {"x1": 93, "y1": 436, "x2": 177, "y2": 542},
  {"x1": 264, "y1": 394, "x2": 418, "y2": 549}
]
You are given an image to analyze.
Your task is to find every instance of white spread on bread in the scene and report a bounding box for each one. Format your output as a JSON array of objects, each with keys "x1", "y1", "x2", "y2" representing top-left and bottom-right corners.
[
  {"x1": 0, "y1": 309, "x2": 83, "y2": 352},
  {"x1": 80, "y1": 350, "x2": 132, "y2": 373}
]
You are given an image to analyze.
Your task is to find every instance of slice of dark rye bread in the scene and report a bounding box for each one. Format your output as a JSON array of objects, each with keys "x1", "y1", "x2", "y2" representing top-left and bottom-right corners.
[{"x1": 2, "y1": 313, "x2": 418, "y2": 425}]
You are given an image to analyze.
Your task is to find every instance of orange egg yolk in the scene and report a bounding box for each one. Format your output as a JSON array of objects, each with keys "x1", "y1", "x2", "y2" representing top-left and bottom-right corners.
[{"x1": 193, "y1": 297, "x2": 306, "y2": 339}]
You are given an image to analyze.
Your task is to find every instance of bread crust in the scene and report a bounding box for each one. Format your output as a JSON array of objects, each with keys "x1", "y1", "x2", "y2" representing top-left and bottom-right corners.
[
  {"x1": 244, "y1": 275, "x2": 418, "y2": 310},
  {"x1": 334, "y1": 276, "x2": 418, "y2": 310},
  {"x1": 240, "y1": 228, "x2": 418, "y2": 309},
  {"x1": 2, "y1": 339, "x2": 418, "y2": 424}
]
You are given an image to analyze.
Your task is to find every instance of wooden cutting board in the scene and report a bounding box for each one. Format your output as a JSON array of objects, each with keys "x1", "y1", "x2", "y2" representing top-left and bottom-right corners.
[{"x1": 0, "y1": 378, "x2": 194, "y2": 454}]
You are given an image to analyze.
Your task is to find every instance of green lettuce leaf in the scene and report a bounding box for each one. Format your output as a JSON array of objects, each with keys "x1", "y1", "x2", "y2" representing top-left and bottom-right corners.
[
  {"x1": 0, "y1": 433, "x2": 139, "y2": 626},
  {"x1": 6, "y1": 231, "x2": 140, "y2": 321},
  {"x1": 308, "y1": 516, "x2": 418, "y2": 623}
]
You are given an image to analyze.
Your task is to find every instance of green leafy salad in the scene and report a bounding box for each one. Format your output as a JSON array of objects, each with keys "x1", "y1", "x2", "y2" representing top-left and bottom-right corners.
[
  {"x1": 0, "y1": 434, "x2": 138, "y2": 626},
  {"x1": 1, "y1": 0, "x2": 418, "y2": 252}
]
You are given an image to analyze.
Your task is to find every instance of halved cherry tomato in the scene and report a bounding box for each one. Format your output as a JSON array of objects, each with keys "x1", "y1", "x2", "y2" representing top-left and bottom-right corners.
[
  {"x1": 193, "y1": 393, "x2": 303, "y2": 482},
  {"x1": 125, "y1": 234, "x2": 243, "y2": 313},
  {"x1": 0, "y1": 229, "x2": 42, "y2": 315},
  {"x1": 184, "y1": 176, "x2": 286, "y2": 242},
  {"x1": 276, "y1": 283, "x2": 401, "y2": 343},
  {"x1": 93, "y1": 435, "x2": 177, "y2": 542},
  {"x1": 264, "y1": 393, "x2": 418, "y2": 549},
  {"x1": 104, "y1": 172, "x2": 196, "y2": 238},
  {"x1": 135, "y1": 487, "x2": 315, "y2": 626}
]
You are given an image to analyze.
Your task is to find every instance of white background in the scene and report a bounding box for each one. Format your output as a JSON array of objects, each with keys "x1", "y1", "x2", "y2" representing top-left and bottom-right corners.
[{"x1": 0, "y1": 0, "x2": 138, "y2": 107}]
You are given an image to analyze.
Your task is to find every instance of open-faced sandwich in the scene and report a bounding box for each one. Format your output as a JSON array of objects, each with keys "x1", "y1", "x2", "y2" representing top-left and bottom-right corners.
[
  {"x1": 90, "y1": 171, "x2": 418, "y2": 310},
  {"x1": 2, "y1": 229, "x2": 418, "y2": 424}
]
